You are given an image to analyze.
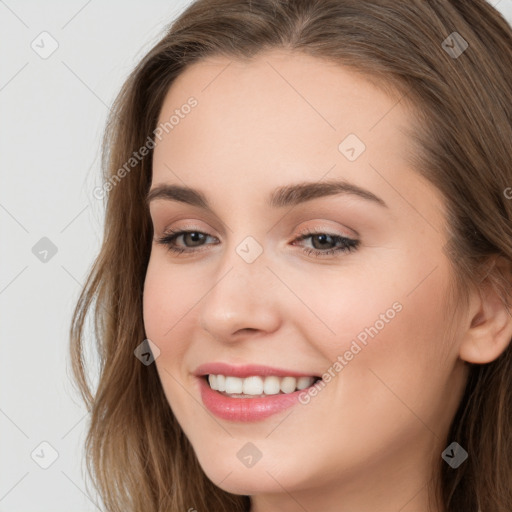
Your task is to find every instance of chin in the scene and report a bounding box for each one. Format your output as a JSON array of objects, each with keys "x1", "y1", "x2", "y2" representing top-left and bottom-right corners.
[{"x1": 195, "y1": 446, "x2": 315, "y2": 496}]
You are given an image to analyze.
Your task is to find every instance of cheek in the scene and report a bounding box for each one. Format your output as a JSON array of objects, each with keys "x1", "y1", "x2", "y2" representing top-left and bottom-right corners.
[
  {"x1": 142, "y1": 256, "x2": 194, "y2": 357},
  {"x1": 283, "y1": 260, "x2": 456, "y2": 473},
  {"x1": 344, "y1": 267, "x2": 455, "y2": 424},
  {"x1": 302, "y1": 248, "x2": 456, "y2": 397},
  {"x1": 142, "y1": 257, "x2": 202, "y2": 426},
  {"x1": 142, "y1": 261, "x2": 167, "y2": 340},
  {"x1": 283, "y1": 261, "x2": 407, "y2": 361}
]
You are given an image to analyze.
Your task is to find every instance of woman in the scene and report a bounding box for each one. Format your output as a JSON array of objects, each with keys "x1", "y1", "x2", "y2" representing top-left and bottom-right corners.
[{"x1": 70, "y1": 1, "x2": 512, "y2": 510}]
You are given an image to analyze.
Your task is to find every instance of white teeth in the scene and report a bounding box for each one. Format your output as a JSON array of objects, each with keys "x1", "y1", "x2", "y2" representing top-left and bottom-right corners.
[
  {"x1": 207, "y1": 374, "x2": 317, "y2": 396},
  {"x1": 297, "y1": 376, "x2": 314, "y2": 390},
  {"x1": 280, "y1": 376, "x2": 297, "y2": 394},
  {"x1": 217, "y1": 374, "x2": 226, "y2": 392},
  {"x1": 242, "y1": 376, "x2": 264, "y2": 395},
  {"x1": 263, "y1": 376, "x2": 281, "y2": 395},
  {"x1": 224, "y1": 376, "x2": 243, "y2": 394}
]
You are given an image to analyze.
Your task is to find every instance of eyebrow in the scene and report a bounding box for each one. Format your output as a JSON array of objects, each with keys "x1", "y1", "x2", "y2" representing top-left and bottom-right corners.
[{"x1": 146, "y1": 179, "x2": 388, "y2": 210}]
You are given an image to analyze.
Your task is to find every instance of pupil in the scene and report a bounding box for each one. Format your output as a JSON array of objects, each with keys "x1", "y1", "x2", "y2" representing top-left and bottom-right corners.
[
  {"x1": 313, "y1": 234, "x2": 332, "y2": 249},
  {"x1": 186, "y1": 232, "x2": 204, "y2": 246}
]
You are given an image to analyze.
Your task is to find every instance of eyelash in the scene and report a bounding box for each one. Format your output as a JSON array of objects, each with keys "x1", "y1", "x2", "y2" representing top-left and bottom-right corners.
[{"x1": 155, "y1": 227, "x2": 360, "y2": 258}]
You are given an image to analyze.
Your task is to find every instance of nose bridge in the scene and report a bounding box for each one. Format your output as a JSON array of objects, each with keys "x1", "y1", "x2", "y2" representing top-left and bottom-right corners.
[
  {"x1": 198, "y1": 234, "x2": 281, "y2": 339},
  {"x1": 215, "y1": 231, "x2": 270, "y2": 290}
]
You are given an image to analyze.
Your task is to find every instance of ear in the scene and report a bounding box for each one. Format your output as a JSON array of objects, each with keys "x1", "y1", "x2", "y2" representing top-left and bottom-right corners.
[{"x1": 459, "y1": 257, "x2": 512, "y2": 364}]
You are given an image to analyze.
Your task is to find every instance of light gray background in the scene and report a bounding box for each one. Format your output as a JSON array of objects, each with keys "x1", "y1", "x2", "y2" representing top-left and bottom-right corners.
[{"x1": 1, "y1": 1, "x2": 511, "y2": 511}]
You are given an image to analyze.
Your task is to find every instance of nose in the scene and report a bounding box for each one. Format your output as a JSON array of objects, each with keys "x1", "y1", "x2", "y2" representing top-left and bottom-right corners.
[{"x1": 198, "y1": 247, "x2": 282, "y2": 343}]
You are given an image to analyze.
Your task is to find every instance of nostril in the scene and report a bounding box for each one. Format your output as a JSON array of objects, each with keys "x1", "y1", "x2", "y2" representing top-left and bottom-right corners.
[{"x1": 235, "y1": 327, "x2": 258, "y2": 335}]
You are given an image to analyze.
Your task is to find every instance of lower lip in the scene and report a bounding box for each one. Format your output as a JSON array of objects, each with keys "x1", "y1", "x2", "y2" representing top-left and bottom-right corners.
[{"x1": 198, "y1": 377, "x2": 307, "y2": 422}]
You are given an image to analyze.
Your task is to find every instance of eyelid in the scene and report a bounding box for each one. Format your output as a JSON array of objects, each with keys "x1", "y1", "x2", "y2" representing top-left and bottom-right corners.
[
  {"x1": 158, "y1": 222, "x2": 355, "y2": 241},
  {"x1": 150, "y1": 209, "x2": 227, "y2": 238},
  {"x1": 157, "y1": 217, "x2": 358, "y2": 239},
  {"x1": 293, "y1": 222, "x2": 358, "y2": 240},
  {"x1": 158, "y1": 220, "x2": 217, "y2": 237}
]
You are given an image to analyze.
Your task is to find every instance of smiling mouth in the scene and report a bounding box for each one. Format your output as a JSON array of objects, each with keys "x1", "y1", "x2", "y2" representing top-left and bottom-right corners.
[{"x1": 205, "y1": 374, "x2": 322, "y2": 398}]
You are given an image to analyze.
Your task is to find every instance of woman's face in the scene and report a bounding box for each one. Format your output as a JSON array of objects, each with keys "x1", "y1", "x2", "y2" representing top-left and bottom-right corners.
[{"x1": 143, "y1": 50, "x2": 468, "y2": 510}]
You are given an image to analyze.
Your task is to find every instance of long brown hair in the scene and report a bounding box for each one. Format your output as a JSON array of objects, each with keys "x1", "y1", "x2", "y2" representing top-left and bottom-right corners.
[{"x1": 70, "y1": 1, "x2": 512, "y2": 510}]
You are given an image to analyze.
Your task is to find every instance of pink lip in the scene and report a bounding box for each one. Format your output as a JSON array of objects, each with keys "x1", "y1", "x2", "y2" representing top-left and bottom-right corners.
[
  {"x1": 198, "y1": 376, "x2": 307, "y2": 422},
  {"x1": 194, "y1": 362, "x2": 319, "y2": 378},
  {"x1": 194, "y1": 362, "x2": 320, "y2": 422}
]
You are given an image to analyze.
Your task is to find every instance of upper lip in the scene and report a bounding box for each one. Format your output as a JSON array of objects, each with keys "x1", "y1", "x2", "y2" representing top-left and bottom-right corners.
[{"x1": 194, "y1": 362, "x2": 320, "y2": 379}]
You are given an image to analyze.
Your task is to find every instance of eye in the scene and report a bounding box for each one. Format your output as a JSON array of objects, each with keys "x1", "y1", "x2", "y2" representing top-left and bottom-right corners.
[
  {"x1": 155, "y1": 227, "x2": 360, "y2": 258},
  {"x1": 155, "y1": 228, "x2": 218, "y2": 255},
  {"x1": 291, "y1": 228, "x2": 360, "y2": 258}
]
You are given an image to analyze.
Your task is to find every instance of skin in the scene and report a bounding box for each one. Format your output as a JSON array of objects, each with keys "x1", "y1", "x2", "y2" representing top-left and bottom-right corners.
[{"x1": 142, "y1": 50, "x2": 512, "y2": 512}]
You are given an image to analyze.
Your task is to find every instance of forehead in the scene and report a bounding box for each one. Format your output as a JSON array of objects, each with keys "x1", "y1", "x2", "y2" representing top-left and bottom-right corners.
[
  {"x1": 151, "y1": 50, "x2": 443, "y2": 225},
  {"x1": 155, "y1": 49, "x2": 409, "y2": 148}
]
